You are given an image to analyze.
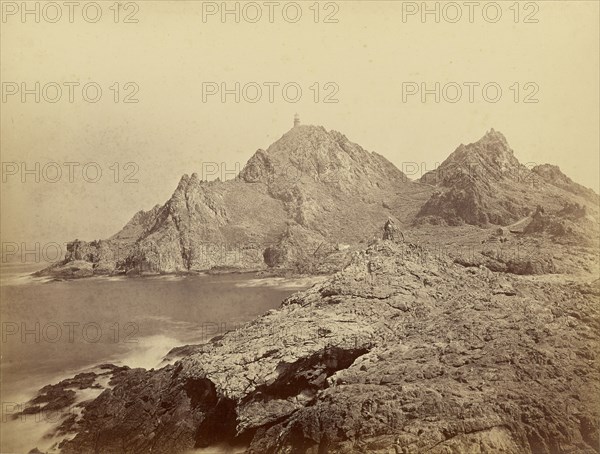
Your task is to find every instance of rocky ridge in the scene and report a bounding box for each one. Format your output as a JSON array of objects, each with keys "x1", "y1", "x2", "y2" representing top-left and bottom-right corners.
[
  {"x1": 37, "y1": 126, "x2": 599, "y2": 279},
  {"x1": 417, "y1": 129, "x2": 599, "y2": 227},
  {"x1": 39, "y1": 125, "x2": 426, "y2": 278}
]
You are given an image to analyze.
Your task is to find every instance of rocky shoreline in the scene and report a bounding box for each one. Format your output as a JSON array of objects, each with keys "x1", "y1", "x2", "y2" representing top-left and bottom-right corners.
[
  {"x1": 20, "y1": 232, "x2": 600, "y2": 453},
  {"x1": 19, "y1": 126, "x2": 600, "y2": 453}
]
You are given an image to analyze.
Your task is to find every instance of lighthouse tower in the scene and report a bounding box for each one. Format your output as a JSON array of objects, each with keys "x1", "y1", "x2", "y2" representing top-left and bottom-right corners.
[{"x1": 293, "y1": 113, "x2": 300, "y2": 127}]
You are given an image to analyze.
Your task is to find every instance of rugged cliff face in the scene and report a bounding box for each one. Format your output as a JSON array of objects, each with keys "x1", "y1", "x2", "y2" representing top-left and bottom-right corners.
[
  {"x1": 39, "y1": 125, "x2": 426, "y2": 278},
  {"x1": 416, "y1": 130, "x2": 598, "y2": 227},
  {"x1": 25, "y1": 226, "x2": 600, "y2": 453}
]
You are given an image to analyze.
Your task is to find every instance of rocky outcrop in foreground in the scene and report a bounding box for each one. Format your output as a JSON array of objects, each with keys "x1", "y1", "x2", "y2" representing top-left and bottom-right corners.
[{"x1": 25, "y1": 226, "x2": 599, "y2": 453}]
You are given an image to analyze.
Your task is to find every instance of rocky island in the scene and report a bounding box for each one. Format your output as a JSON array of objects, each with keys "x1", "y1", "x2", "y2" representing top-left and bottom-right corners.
[
  {"x1": 23, "y1": 124, "x2": 600, "y2": 453},
  {"x1": 37, "y1": 125, "x2": 599, "y2": 280}
]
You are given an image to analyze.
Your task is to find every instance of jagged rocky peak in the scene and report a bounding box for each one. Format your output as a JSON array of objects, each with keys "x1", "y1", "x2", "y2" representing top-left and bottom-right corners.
[
  {"x1": 270, "y1": 123, "x2": 339, "y2": 149},
  {"x1": 240, "y1": 123, "x2": 406, "y2": 189},
  {"x1": 480, "y1": 127, "x2": 509, "y2": 146},
  {"x1": 460, "y1": 128, "x2": 517, "y2": 166},
  {"x1": 268, "y1": 124, "x2": 368, "y2": 166},
  {"x1": 177, "y1": 173, "x2": 190, "y2": 189},
  {"x1": 416, "y1": 129, "x2": 541, "y2": 226},
  {"x1": 475, "y1": 128, "x2": 522, "y2": 165},
  {"x1": 416, "y1": 128, "x2": 599, "y2": 228},
  {"x1": 240, "y1": 124, "x2": 350, "y2": 183},
  {"x1": 176, "y1": 172, "x2": 204, "y2": 190},
  {"x1": 421, "y1": 128, "x2": 523, "y2": 186}
]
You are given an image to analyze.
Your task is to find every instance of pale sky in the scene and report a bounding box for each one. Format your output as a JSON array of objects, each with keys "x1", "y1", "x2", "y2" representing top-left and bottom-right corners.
[{"x1": 1, "y1": 1, "x2": 599, "y2": 247}]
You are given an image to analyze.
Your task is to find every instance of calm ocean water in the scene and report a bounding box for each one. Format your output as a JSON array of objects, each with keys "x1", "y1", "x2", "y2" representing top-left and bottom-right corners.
[{"x1": 0, "y1": 263, "x2": 316, "y2": 453}]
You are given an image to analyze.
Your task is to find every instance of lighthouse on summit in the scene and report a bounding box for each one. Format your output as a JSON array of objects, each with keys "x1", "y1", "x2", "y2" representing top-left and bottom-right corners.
[{"x1": 294, "y1": 113, "x2": 300, "y2": 127}]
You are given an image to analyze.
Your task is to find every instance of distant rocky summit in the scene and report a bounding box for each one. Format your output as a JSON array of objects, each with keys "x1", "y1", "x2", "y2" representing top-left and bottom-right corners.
[
  {"x1": 37, "y1": 126, "x2": 599, "y2": 279},
  {"x1": 417, "y1": 129, "x2": 599, "y2": 227},
  {"x1": 25, "y1": 222, "x2": 600, "y2": 453}
]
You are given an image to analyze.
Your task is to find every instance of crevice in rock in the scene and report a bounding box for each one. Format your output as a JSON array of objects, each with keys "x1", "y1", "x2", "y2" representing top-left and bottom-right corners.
[
  {"x1": 579, "y1": 415, "x2": 600, "y2": 452},
  {"x1": 194, "y1": 396, "x2": 238, "y2": 448},
  {"x1": 239, "y1": 347, "x2": 372, "y2": 453},
  {"x1": 246, "y1": 346, "x2": 370, "y2": 403},
  {"x1": 184, "y1": 378, "x2": 238, "y2": 448},
  {"x1": 188, "y1": 347, "x2": 371, "y2": 452},
  {"x1": 184, "y1": 378, "x2": 218, "y2": 411}
]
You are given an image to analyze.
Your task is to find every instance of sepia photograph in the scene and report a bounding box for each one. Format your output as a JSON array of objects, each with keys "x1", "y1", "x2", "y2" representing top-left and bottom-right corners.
[{"x1": 1, "y1": 1, "x2": 599, "y2": 453}]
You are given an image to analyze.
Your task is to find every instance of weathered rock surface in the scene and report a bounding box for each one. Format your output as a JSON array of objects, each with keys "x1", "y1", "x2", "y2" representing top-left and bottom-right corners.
[
  {"x1": 15, "y1": 365, "x2": 128, "y2": 420},
  {"x1": 39, "y1": 125, "x2": 425, "y2": 278},
  {"x1": 37, "y1": 127, "x2": 599, "y2": 279},
  {"x1": 524, "y1": 203, "x2": 599, "y2": 246},
  {"x1": 532, "y1": 164, "x2": 600, "y2": 204},
  {"x1": 39, "y1": 232, "x2": 599, "y2": 453},
  {"x1": 417, "y1": 129, "x2": 599, "y2": 227}
]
